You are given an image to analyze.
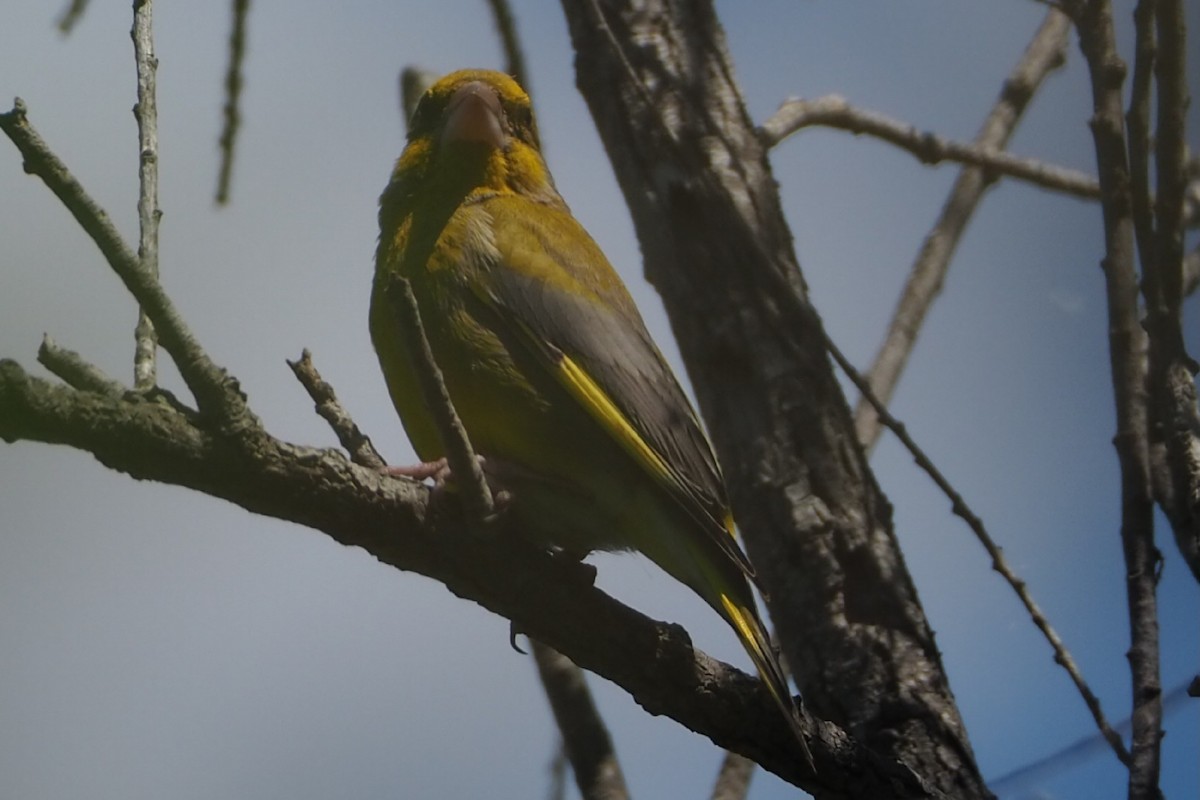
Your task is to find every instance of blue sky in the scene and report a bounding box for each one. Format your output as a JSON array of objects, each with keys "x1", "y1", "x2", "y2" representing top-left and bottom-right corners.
[{"x1": 1, "y1": 2, "x2": 1196, "y2": 798}]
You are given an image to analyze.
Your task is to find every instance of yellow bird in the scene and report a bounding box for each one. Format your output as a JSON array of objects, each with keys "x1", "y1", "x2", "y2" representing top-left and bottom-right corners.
[{"x1": 370, "y1": 69, "x2": 811, "y2": 766}]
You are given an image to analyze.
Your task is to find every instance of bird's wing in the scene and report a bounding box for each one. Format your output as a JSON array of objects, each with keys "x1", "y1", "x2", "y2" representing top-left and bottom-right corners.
[{"x1": 471, "y1": 199, "x2": 755, "y2": 579}]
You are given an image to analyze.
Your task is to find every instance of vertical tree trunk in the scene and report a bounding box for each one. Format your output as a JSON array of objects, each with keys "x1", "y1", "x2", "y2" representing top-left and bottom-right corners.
[{"x1": 560, "y1": 2, "x2": 991, "y2": 796}]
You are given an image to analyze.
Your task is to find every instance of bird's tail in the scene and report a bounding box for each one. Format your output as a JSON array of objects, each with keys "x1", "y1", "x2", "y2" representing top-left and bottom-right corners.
[{"x1": 718, "y1": 593, "x2": 816, "y2": 772}]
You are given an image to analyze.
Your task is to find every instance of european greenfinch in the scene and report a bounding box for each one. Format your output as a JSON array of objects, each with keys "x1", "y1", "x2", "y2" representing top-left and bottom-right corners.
[{"x1": 370, "y1": 69, "x2": 811, "y2": 765}]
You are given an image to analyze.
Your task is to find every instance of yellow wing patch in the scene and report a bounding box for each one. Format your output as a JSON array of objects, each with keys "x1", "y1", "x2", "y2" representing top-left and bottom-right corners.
[{"x1": 556, "y1": 353, "x2": 677, "y2": 488}]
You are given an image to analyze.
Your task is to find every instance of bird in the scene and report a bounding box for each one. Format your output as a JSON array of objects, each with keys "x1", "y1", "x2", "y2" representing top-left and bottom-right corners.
[{"x1": 369, "y1": 68, "x2": 812, "y2": 768}]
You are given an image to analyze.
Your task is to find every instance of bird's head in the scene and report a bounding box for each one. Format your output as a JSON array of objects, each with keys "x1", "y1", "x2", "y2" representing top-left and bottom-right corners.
[{"x1": 387, "y1": 69, "x2": 560, "y2": 208}]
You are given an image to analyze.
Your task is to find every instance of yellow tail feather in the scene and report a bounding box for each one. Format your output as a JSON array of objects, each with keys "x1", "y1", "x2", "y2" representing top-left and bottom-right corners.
[{"x1": 719, "y1": 594, "x2": 815, "y2": 771}]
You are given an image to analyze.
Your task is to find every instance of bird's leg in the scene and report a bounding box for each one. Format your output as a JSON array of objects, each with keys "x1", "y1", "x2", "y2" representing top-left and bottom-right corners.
[
  {"x1": 385, "y1": 455, "x2": 514, "y2": 524},
  {"x1": 381, "y1": 457, "x2": 449, "y2": 482}
]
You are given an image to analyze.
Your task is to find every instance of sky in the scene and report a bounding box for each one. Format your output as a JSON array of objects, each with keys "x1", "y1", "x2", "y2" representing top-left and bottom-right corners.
[{"x1": 1, "y1": 2, "x2": 1197, "y2": 799}]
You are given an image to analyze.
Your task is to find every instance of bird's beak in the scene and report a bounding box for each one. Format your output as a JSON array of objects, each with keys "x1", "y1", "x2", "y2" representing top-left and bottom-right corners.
[{"x1": 443, "y1": 81, "x2": 506, "y2": 149}]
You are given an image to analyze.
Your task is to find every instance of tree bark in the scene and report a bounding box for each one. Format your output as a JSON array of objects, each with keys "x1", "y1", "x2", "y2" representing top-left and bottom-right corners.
[{"x1": 560, "y1": 2, "x2": 990, "y2": 797}]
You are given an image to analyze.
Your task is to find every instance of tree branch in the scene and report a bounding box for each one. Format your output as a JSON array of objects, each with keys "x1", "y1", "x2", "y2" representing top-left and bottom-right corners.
[
  {"x1": 828, "y1": 331, "x2": 1131, "y2": 765},
  {"x1": 38, "y1": 336, "x2": 125, "y2": 398},
  {"x1": 710, "y1": 751, "x2": 755, "y2": 800},
  {"x1": 287, "y1": 349, "x2": 385, "y2": 470},
  {"x1": 484, "y1": 0, "x2": 529, "y2": 97},
  {"x1": 0, "y1": 357, "x2": 917, "y2": 796},
  {"x1": 132, "y1": 0, "x2": 161, "y2": 389},
  {"x1": 1071, "y1": 1, "x2": 1164, "y2": 793},
  {"x1": 215, "y1": 0, "x2": 250, "y2": 205},
  {"x1": 854, "y1": 8, "x2": 1072, "y2": 451},
  {"x1": 1145, "y1": 0, "x2": 1200, "y2": 584},
  {"x1": 560, "y1": 1, "x2": 987, "y2": 795},
  {"x1": 531, "y1": 641, "x2": 629, "y2": 800},
  {"x1": 760, "y1": 94, "x2": 1101, "y2": 200},
  {"x1": 56, "y1": 0, "x2": 90, "y2": 34},
  {"x1": 0, "y1": 100, "x2": 257, "y2": 433}
]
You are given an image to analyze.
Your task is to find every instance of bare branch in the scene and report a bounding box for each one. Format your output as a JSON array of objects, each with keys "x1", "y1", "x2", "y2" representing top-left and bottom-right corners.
[
  {"x1": 286, "y1": 349, "x2": 385, "y2": 470},
  {"x1": 827, "y1": 332, "x2": 1131, "y2": 765},
  {"x1": 38, "y1": 336, "x2": 124, "y2": 398},
  {"x1": 531, "y1": 641, "x2": 629, "y2": 800},
  {"x1": 56, "y1": 0, "x2": 89, "y2": 35},
  {"x1": 0, "y1": 101, "x2": 256, "y2": 431},
  {"x1": 1072, "y1": 1, "x2": 1164, "y2": 791},
  {"x1": 761, "y1": 94, "x2": 1101, "y2": 200},
  {"x1": 854, "y1": 8, "x2": 1072, "y2": 450},
  {"x1": 215, "y1": 0, "x2": 250, "y2": 205},
  {"x1": 484, "y1": 0, "x2": 529, "y2": 96},
  {"x1": 385, "y1": 278, "x2": 496, "y2": 526},
  {"x1": 710, "y1": 751, "x2": 755, "y2": 800},
  {"x1": 132, "y1": 0, "x2": 160, "y2": 390},
  {"x1": 0, "y1": 357, "x2": 917, "y2": 796}
]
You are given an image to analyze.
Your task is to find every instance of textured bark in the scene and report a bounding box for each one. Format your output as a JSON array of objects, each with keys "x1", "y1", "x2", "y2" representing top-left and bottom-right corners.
[
  {"x1": 560, "y1": 1, "x2": 989, "y2": 797},
  {"x1": 0, "y1": 359, "x2": 922, "y2": 796}
]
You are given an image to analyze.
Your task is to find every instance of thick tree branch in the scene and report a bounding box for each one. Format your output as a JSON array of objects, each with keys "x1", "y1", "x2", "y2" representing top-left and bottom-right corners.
[
  {"x1": 760, "y1": 94, "x2": 1101, "y2": 201},
  {"x1": 560, "y1": 1, "x2": 987, "y2": 796},
  {"x1": 0, "y1": 358, "x2": 917, "y2": 796},
  {"x1": 1145, "y1": 0, "x2": 1200, "y2": 584},
  {"x1": 854, "y1": 8, "x2": 1072, "y2": 450}
]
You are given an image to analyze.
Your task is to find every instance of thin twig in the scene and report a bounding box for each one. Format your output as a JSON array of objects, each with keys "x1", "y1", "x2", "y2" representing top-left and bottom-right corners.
[
  {"x1": 484, "y1": 0, "x2": 529, "y2": 94},
  {"x1": 0, "y1": 100, "x2": 252, "y2": 428},
  {"x1": 286, "y1": 349, "x2": 385, "y2": 470},
  {"x1": 56, "y1": 0, "x2": 89, "y2": 34},
  {"x1": 132, "y1": 0, "x2": 160, "y2": 390},
  {"x1": 531, "y1": 641, "x2": 629, "y2": 800},
  {"x1": 825, "y1": 331, "x2": 1131, "y2": 765},
  {"x1": 215, "y1": 0, "x2": 250, "y2": 205},
  {"x1": 385, "y1": 278, "x2": 495, "y2": 526},
  {"x1": 1072, "y1": 0, "x2": 1164, "y2": 790},
  {"x1": 854, "y1": 8, "x2": 1072, "y2": 451},
  {"x1": 37, "y1": 336, "x2": 124, "y2": 398},
  {"x1": 760, "y1": 94, "x2": 1101, "y2": 200}
]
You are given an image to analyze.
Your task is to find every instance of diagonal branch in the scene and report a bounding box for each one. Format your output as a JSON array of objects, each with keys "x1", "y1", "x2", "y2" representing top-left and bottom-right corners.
[
  {"x1": 853, "y1": 8, "x2": 1073, "y2": 451},
  {"x1": 828, "y1": 331, "x2": 1131, "y2": 765},
  {"x1": 760, "y1": 94, "x2": 1101, "y2": 200},
  {"x1": 0, "y1": 101, "x2": 257, "y2": 434},
  {"x1": 531, "y1": 641, "x2": 629, "y2": 800},
  {"x1": 287, "y1": 349, "x2": 385, "y2": 470},
  {"x1": 0, "y1": 357, "x2": 919, "y2": 796}
]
